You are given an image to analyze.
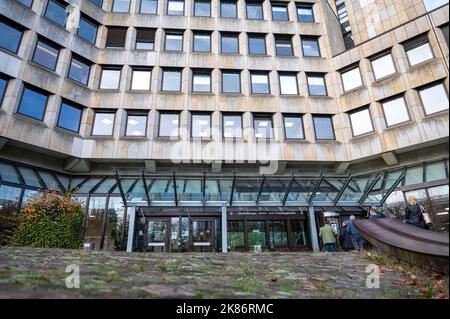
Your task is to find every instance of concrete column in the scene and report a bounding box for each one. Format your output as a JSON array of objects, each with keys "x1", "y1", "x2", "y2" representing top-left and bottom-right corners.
[
  {"x1": 221, "y1": 203, "x2": 228, "y2": 253},
  {"x1": 308, "y1": 206, "x2": 320, "y2": 252},
  {"x1": 126, "y1": 206, "x2": 136, "y2": 253}
]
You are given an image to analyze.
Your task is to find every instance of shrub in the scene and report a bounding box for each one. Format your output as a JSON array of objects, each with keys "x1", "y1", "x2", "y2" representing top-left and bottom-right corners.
[{"x1": 10, "y1": 191, "x2": 85, "y2": 249}]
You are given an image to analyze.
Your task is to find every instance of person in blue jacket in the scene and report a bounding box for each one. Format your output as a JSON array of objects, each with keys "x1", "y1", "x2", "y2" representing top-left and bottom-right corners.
[
  {"x1": 369, "y1": 207, "x2": 384, "y2": 219},
  {"x1": 346, "y1": 215, "x2": 363, "y2": 251}
]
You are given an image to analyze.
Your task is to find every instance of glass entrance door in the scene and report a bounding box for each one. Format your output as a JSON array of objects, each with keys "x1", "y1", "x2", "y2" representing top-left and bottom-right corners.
[
  {"x1": 144, "y1": 219, "x2": 169, "y2": 252},
  {"x1": 268, "y1": 220, "x2": 288, "y2": 249},
  {"x1": 191, "y1": 219, "x2": 215, "y2": 252}
]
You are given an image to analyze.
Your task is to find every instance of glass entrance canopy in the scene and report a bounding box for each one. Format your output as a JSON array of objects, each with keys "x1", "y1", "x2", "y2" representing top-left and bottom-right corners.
[{"x1": 0, "y1": 159, "x2": 406, "y2": 208}]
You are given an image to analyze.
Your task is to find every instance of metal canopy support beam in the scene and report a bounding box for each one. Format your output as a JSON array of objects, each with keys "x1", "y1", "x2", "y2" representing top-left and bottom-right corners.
[
  {"x1": 229, "y1": 173, "x2": 236, "y2": 206},
  {"x1": 256, "y1": 176, "x2": 266, "y2": 206},
  {"x1": 380, "y1": 169, "x2": 406, "y2": 205},
  {"x1": 359, "y1": 173, "x2": 383, "y2": 205},
  {"x1": 282, "y1": 174, "x2": 296, "y2": 206},
  {"x1": 333, "y1": 174, "x2": 352, "y2": 205},
  {"x1": 126, "y1": 206, "x2": 136, "y2": 252},
  {"x1": 221, "y1": 202, "x2": 227, "y2": 252},
  {"x1": 142, "y1": 171, "x2": 151, "y2": 206},
  {"x1": 89, "y1": 176, "x2": 107, "y2": 194},
  {"x1": 307, "y1": 173, "x2": 324, "y2": 205},
  {"x1": 114, "y1": 170, "x2": 127, "y2": 206},
  {"x1": 51, "y1": 172, "x2": 67, "y2": 192},
  {"x1": 172, "y1": 170, "x2": 178, "y2": 206},
  {"x1": 308, "y1": 205, "x2": 320, "y2": 252}
]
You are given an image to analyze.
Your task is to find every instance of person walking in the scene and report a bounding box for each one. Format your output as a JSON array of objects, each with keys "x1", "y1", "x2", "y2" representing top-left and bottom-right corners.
[
  {"x1": 346, "y1": 215, "x2": 363, "y2": 251},
  {"x1": 319, "y1": 220, "x2": 338, "y2": 252},
  {"x1": 404, "y1": 196, "x2": 428, "y2": 229},
  {"x1": 369, "y1": 207, "x2": 384, "y2": 219},
  {"x1": 339, "y1": 221, "x2": 353, "y2": 251}
]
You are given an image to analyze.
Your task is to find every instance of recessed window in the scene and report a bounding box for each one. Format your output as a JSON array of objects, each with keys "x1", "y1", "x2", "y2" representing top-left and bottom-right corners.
[
  {"x1": 191, "y1": 113, "x2": 211, "y2": 138},
  {"x1": 165, "y1": 31, "x2": 183, "y2": 51},
  {"x1": 194, "y1": 0, "x2": 211, "y2": 17},
  {"x1": 251, "y1": 72, "x2": 270, "y2": 94},
  {"x1": 248, "y1": 34, "x2": 266, "y2": 54},
  {"x1": 253, "y1": 115, "x2": 273, "y2": 139},
  {"x1": 57, "y1": 101, "x2": 83, "y2": 133},
  {"x1": 68, "y1": 55, "x2": 91, "y2": 86},
  {"x1": 307, "y1": 73, "x2": 327, "y2": 96},
  {"x1": 301, "y1": 37, "x2": 320, "y2": 57},
  {"x1": 419, "y1": 82, "x2": 449, "y2": 115},
  {"x1": 221, "y1": 32, "x2": 239, "y2": 53},
  {"x1": 371, "y1": 52, "x2": 396, "y2": 80},
  {"x1": 246, "y1": 1, "x2": 264, "y2": 20},
  {"x1": 17, "y1": 0, "x2": 33, "y2": 7},
  {"x1": 32, "y1": 39, "x2": 59, "y2": 70},
  {"x1": 112, "y1": 0, "x2": 131, "y2": 12},
  {"x1": 44, "y1": 0, "x2": 67, "y2": 27},
  {"x1": 441, "y1": 24, "x2": 449, "y2": 48},
  {"x1": 313, "y1": 115, "x2": 335, "y2": 140},
  {"x1": 162, "y1": 68, "x2": 182, "y2": 91},
  {"x1": 223, "y1": 113, "x2": 242, "y2": 138},
  {"x1": 0, "y1": 75, "x2": 8, "y2": 106},
  {"x1": 100, "y1": 67, "x2": 121, "y2": 89},
  {"x1": 77, "y1": 16, "x2": 98, "y2": 44},
  {"x1": 381, "y1": 96, "x2": 410, "y2": 127},
  {"x1": 106, "y1": 27, "x2": 127, "y2": 48},
  {"x1": 167, "y1": 0, "x2": 184, "y2": 15},
  {"x1": 136, "y1": 28, "x2": 156, "y2": 50},
  {"x1": 125, "y1": 113, "x2": 147, "y2": 137},
  {"x1": 284, "y1": 115, "x2": 304, "y2": 139},
  {"x1": 193, "y1": 32, "x2": 211, "y2": 52},
  {"x1": 279, "y1": 72, "x2": 298, "y2": 95},
  {"x1": 221, "y1": 0, "x2": 237, "y2": 18},
  {"x1": 423, "y1": 0, "x2": 448, "y2": 12},
  {"x1": 403, "y1": 35, "x2": 434, "y2": 66},
  {"x1": 131, "y1": 68, "x2": 152, "y2": 90},
  {"x1": 348, "y1": 107, "x2": 373, "y2": 136},
  {"x1": 192, "y1": 70, "x2": 211, "y2": 92},
  {"x1": 140, "y1": 0, "x2": 158, "y2": 13},
  {"x1": 90, "y1": 0, "x2": 103, "y2": 7},
  {"x1": 271, "y1": 2, "x2": 289, "y2": 21},
  {"x1": 17, "y1": 86, "x2": 48, "y2": 121},
  {"x1": 297, "y1": 4, "x2": 314, "y2": 22},
  {"x1": 0, "y1": 20, "x2": 23, "y2": 54},
  {"x1": 159, "y1": 112, "x2": 179, "y2": 137},
  {"x1": 341, "y1": 66, "x2": 363, "y2": 92},
  {"x1": 92, "y1": 112, "x2": 115, "y2": 136},
  {"x1": 275, "y1": 35, "x2": 293, "y2": 56},
  {"x1": 222, "y1": 70, "x2": 241, "y2": 93}
]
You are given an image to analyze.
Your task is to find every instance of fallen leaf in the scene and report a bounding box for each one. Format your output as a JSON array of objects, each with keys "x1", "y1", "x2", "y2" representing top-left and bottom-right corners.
[
  {"x1": 303, "y1": 284, "x2": 317, "y2": 290},
  {"x1": 310, "y1": 276, "x2": 327, "y2": 282},
  {"x1": 432, "y1": 293, "x2": 448, "y2": 299},
  {"x1": 268, "y1": 277, "x2": 277, "y2": 283}
]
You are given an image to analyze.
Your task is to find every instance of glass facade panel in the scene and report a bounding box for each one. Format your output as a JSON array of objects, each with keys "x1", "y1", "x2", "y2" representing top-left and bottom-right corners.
[
  {"x1": 248, "y1": 35, "x2": 266, "y2": 54},
  {"x1": 68, "y1": 56, "x2": 90, "y2": 86},
  {"x1": 17, "y1": 167, "x2": 41, "y2": 188},
  {"x1": 140, "y1": 0, "x2": 158, "y2": 13},
  {"x1": 0, "y1": 185, "x2": 21, "y2": 245},
  {"x1": 247, "y1": 221, "x2": 266, "y2": 250},
  {"x1": 228, "y1": 221, "x2": 244, "y2": 250},
  {"x1": 405, "y1": 166, "x2": 423, "y2": 185},
  {"x1": 149, "y1": 179, "x2": 175, "y2": 202},
  {"x1": 251, "y1": 73, "x2": 270, "y2": 94},
  {"x1": 18, "y1": 87, "x2": 48, "y2": 121},
  {"x1": 426, "y1": 162, "x2": 447, "y2": 181},
  {"x1": 222, "y1": 71, "x2": 240, "y2": 93},
  {"x1": 301, "y1": 37, "x2": 320, "y2": 57},
  {"x1": 92, "y1": 112, "x2": 115, "y2": 136},
  {"x1": 100, "y1": 69, "x2": 121, "y2": 89},
  {"x1": 221, "y1": 0, "x2": 237, "y2": 18},
  {"x1": 125, "y1": 114, "x2": 147, "y2": 136},
  {"x1": 307, "y1": 74, "x2": 327, "y2": 96},
  {"x1": 253, "y1": 116, "x2": 273, "y2": 138},
  {"x1": 32, "y1": 40, "x2": 59, "y2": 70},
  {"x1": 191, "y1": 113, "x2": 211, "y2": 138},
  {"x1": 268, "y1": 220, "x2": 288, "y2": 247},
  {"x1": 159, "y1": 112, "x2": 179, "y2": 137},
  {"x1": 162, "y1": 70, "x2": 181, "y2": 91},
  {"x1": 165, "y1": 33, "x2": 183, "y2": 51},
  {"x1": 78, "y1": 17, "x2": 97, "y2": 44},
  {"x1": 57, "y1": 102, "x2": 82, "y2": 133},
  {"x1": 192, "y1": 72, "x2": 211, "y2": 92},
  {"x1": 102, "y1": 197, "x2": 126, "y2": 250},
  {"x1": 233, "y1": 178, "x2": 262, "y2": 203},
  {"x1": 297, "y1": 5, "x2": 314, "y2": 22},
  {"x1": 112, "y1": 0, "x2": 130, "y2": 12},
  {"x1": 0, "y1": 21, "x2": 22, "y2": 53},
  {"x1": 313, "y1": 116, "x2": 334, "y2": 140},
  {"x1": 223, "y1": 114, "x2": 242, "y2": 138},
  {"x1": 194, "y1": 0, "x2": 211, "y2": 16},
  {"x1": 428, "y1": 185, "x2": 449, "y2": 199},
  {"x1": 167, "y1": 0, "x2": 184, "y2": 15},
  {"x1": 84, "y1": 197, "x2": 107, "y2": 249},
  {"x1": 275, "y1": 38, "x2": 293, "y2": 56},
  {"x1": 39, "y1": 171, "x2": 63, "y2": 191},
  {"x1": 284, "y1": 116, "x2": 304, "y2": 139},
  {"x1": 45, "y1": 0, "x2": 67, "y2": 27},
  {"x1": 290, "y1": 220, "x2": 308, "y2": 246},
  {"x1": 221, "y1": 33, "x2": 239, "y2": 53},
  {"x1": 193, "y1": 33, "x2": 211, "y2": 52},
  {"x1": 272, "y1": 4, "x2": 288, "y2": 21},
  {"x1": 0, "y1": 163, "x2": 21, "y2": 183},
  {"x1": 247, "y1": 2, "x2": 263, "y2": 20}
]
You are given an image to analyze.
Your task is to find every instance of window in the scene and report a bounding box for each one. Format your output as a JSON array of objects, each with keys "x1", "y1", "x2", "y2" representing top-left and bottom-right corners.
[
  {"x1": 307, "y1": 73, "x2": 327, "y2": 96},
  {"x1": 131, "y1": 68, "x2": 151, "y2": 90},
  {"x1": 194, "y1": 0, "x2": 211, "y2": 17},
  {"x1": 57, "y1": 101, "x2": 83, "y2": 133},
  {"x1": 301, "y1": 37, "x2": 320, "y2": 57},
  {"x1": 140, "y1": 0, "x2": 158, "y2": 13},
  {"x1": 44, "y1": 0, "x2": 67, "y2": 27},
  {"x1": 419, "y1": 82, "x2": 449, "y2": 115},
  {"x1": 441, "y1": 24, "x2": 449, "y2": 48},
  {"x1": 251, "y1": 72, "x2": 270, "y2": 94},
  {"x1": 17, "y1": 86, "x2": 48, "y2": 121},
  {"x1": 221, "y1": 0, "x2": 237, "y2": 18},
  {"x1": 159, "y1": 112, "x2": 179, "y2": 137},
  {"x1": 248, "y1": 34, "x2": 266, "y2": 54},
  {"x1": 423, "y1": 0, "x2": 448, "y2": 12},
  {"x1": 222, "y1": 70, "x2": 241, "y2": 93},
  {"x1": 0, "y1": 75, "x2": 8, "y2": 106},
  {"x1": 221, "y1": 32, "x2": 239, "y2": 53},
  {"x1": 278, "y1": 72, "x2": 298, "y2": 95},
  {"x1": 274, "y1": 35, "x2": 293, "y2": 56},
  {"x1": 381, "y1": 96, "x2": 410, "y2": 126},
  {"x1": 193, "y1": 32, "x2": 211, "y2": 52},
  {"x1": 192, "y1": 70, "x2": 211, "y2": 92},
  {"x1": 403, "y1": 35, "x2": 434, "y2": 66},
  {"x1": 17, "y1": 0, "x2": 33, "y2": 7},
  {"x1": 297, "y1": 4, "x2": 314, "y2": 22},
  {"x1": 246, "y1": 1, "x2": 264, "y2": 20},
  {"x1": 0, "y1": 20, "x2": 23, "y2": 53},
  {"x1": 191, "y1": 113, "x2": 211, "y2": 138},
  {"x1": 167, "y1": 0, "x2": 184, "y2": 15},
  {"x1": 253, "y1": 115, "x2": 273, "y2": 138},
  {"x1": 77, "y1": 16, "x2": 98, "y2": 44},
  {"x1": 284, "y1": 115, "x2": 304, "y2": 139},
  {"x1": 32, "y1": 39, "x2": 60, "y2": 71},
  {"x1": 348, "y1": 107, "x2": 373, "y2": 136},
  {"x1": 371, "y1": 52, "x2": 396, "y2": 80},
  {"x1": 136, "y1": 28, "x2": 155, "y2": 50},
  {"x1": 271, "y1": 2, "x2": 288, "y2": 21},
  {"x1": 92, "y1": 112, "x2": 115, "y2": 136},
  {"x1": 313, "y1": 115, "x2": 335, "y2": 140},
  {"x1": 106, "y1": 27, "x2": 127, "y2": 48},
  {"x1": 100, "y1": 67, "x2": 121, "y2": 89},
  {"x1": 341, "y1": 66, "x2": 363, "y2": 92},
  {"x1": 165, "y1": 31, "x2": 183, "y2": 51},
  {"x1": 68, "y1": 55, "x2": 91, "y2": 85},
  {"x1": 125, "y1": 113, "x2": 147, "y2": 137},
  {"x1": 112, "y1": 0, "x2": 131, "y2": 12},
  {"x1": 223, "y1": 113, "x2": 242, "y2": 138},
  {"x1": 91, "y1": 0, "x2": 103, "y2": 7},
  {"x1": 162, "y1": 68, "x2": 182, "y2": 91}
]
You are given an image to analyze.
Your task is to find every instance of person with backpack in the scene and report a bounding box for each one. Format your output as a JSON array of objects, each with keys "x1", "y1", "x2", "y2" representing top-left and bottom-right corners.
[{"x1": 319, "y1": 219, "x2": 338, "y2": 252}]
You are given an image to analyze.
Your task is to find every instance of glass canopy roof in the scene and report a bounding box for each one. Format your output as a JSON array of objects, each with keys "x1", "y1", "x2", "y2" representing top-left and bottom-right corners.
[{"x1": 0, "y1": 159, "x2": 406, "y2": 208}]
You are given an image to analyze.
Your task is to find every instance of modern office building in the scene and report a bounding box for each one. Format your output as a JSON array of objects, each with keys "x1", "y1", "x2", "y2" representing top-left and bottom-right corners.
[{"x1": 0, "y1": 0, "x2": 448, "y2": 252}]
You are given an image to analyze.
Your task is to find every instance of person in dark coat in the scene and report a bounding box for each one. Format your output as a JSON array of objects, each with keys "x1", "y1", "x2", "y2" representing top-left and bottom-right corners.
[
  {"x1": 369, "y1": 207, "x2": 384, "y2": 219},
  {"x1": 339, "y1": 221, "x2": 353, "y2": 251},
  {"x1": 404, "y1": 196, "x2": 426, "y2": 229}
]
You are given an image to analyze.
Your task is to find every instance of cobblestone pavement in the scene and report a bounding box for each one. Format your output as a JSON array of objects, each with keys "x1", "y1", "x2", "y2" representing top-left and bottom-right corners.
[{"x1": 0, "y1": 247, "x2": 438, "y2": 298}]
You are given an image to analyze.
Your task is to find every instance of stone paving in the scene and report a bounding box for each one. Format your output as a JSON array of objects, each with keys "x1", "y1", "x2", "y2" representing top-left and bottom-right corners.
[{"x1": 0, "y1": 247, "x2": 445, "y2": 298}]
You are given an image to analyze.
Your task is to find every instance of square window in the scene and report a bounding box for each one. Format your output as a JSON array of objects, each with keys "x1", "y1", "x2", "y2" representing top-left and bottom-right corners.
[
  {"x1": 247, "y1": 2, "x2": 264, "y2": 20},
  {"x1": 191, "y1": 113, "x2": 211, "y2": 138},
  {"x1": 126, "y1": 114, "x2": 147, "y2": 136},
  {"x1": 275, "y1": 36, "x2": 293, "y2": 56},
  {"x1": 136, "y1": 28, "x2": 155, "y2": 50},
  {"x1": 405, "y1": 41, "x2": 434, "y2": 66},
  {"x1": 90, "y1": 0, "x2": 103, "y2": 7},
  {"x1": 100, "y1": 68, "x2": 121, "y2": 89},
  {"x1": 251, "y1": 72, "x2": 270, "y2": 94},
  {"x1": 271, "y1": 3, "x2": 288, "y2": 21},
  {"x1": 168, "y1": 0, "x2": 184, "y2": 15},
  {"x1": 223, "y1": 113, "x2": 242, "y2": 138},
  {"x1": 0, "y1": 20, "x2": 23, "y2": 53},
  {"x1": 92, "y1": 112, "x2": 115, "y2": 136},
  {"x1": 307, "y1": 74, "x2": 327, "y2": 96},
  {"x1": 32, "y1": 39, "x2": 59, "y2": 70},
  {"x1": 441, "y1": 24, "x2": 449, "y2": 48},
  {"x1": 221, "y1": 33, "x2": 239, "y2": 53},
  {"x1": 381, "y1": 96, "x2": 410, "y2": 126},
  {"x1": 77, "y1": 16, "x2": 98, "y2": 44},
  {"x1": 165, "y1": 32, "x2": 183, "y2": 51},
  {"x1": 106, "y1": 27, "x2": 127, "y2": 48},
  {"x1": 254, "y1": 115, "x2": 273, "y2": 138},
  {"x1": 131, "y1": 68, "x2": 151, "y2": 90},
  {"x1": 222, "y1": 71, "x2": 240, "y2": 93},
  {"x1": 112, "y1": 0, "x2": 131, "y2": 12},
  {"x1": 68, "y1": 56, "x2": 91, "y2": 86},
  {"x1": 313, "y1": 115, "x2": 335, "y2": 140},
  {"x1": 193, "y1": 32, "x2": 211, "y2": 52},
  {"x1": 419, "y1": 83, "x2": 449, "y2": 115},
  {"x1": 301, "y1": 37, "x2": 320, "y2": 57},
  {"x1": 17, "y1": 0, "x2": 33, "y2": 7},
  {"x1": 297, "y1": 5, "x2": 314, "y2": 22},
  {"x1": 57, "y1": 102, "x2": 83, "y2": 132},
  {"x1": 194, "y1": 0, "x2": 211, "y2": 17},
  {"x1": 349, "y1": 107, "x2": 373, "y2": 136},
  {"x1": 221, "y1": 0, "x2": 237, "y2": 18},
  {"x1": 192, "y1": 71, "x2": 211, "y2": 92},
  {"x1": 279, "y1": 73, "x2": 298, "y2": 95},
  {"x1": 140, "y1": 0, "x2": 158, "y2": 13},
  {"x1": 371, "y1": 53, "x2": 396, "y2": 80},
  {"x1": 341, "y1": 66, "x2": 363, "y2": 92},
  {"x1": 159, "y1": 112, "x2": 179, "y2": 137},
  {"x1": 423, "y1": 0, "x2": 448, "y2": 12},
  {"x1": 162, "y1": 69, "x2": 182, "y2": 91},
  {"x1": 248, "y1": 34, "x2": 266, "y2": 54},
  {"x1": 17, "y1": 86, "x2": 48, "y2": 121},
  {"x1": 45, "y1": 0, "x2": 67, "y2": 27},
  {"x1": 284, "y1": 115, "x2": 304, "y2": 139},
  {"x1": 0, "y1": 75, "x2": 8, "y2": 106}
]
